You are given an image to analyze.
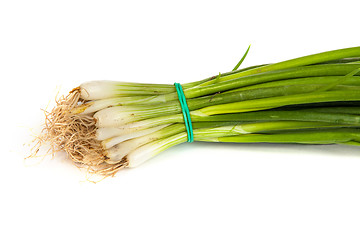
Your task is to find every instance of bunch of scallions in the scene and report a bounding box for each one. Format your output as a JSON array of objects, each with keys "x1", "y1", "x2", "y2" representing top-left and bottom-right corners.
[{"x1": 35, "y1": 46, "x2": 360, "y2": 176}]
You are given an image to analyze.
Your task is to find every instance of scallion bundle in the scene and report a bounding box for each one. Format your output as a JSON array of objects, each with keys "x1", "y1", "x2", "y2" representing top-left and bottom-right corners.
[{"x1": 36, "y1": 46, "x2": 360, "y2": 175}]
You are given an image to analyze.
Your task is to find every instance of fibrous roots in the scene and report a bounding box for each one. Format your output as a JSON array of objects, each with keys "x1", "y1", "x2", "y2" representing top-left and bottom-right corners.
[{"x1": 34, "y1": 88, "x2": 128, "y2": 176}]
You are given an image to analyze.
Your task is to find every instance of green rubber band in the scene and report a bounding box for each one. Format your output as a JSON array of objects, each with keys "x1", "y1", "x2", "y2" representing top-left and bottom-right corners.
[{"x1": 174, "y1": 83, "x2": 194, "y2": 142}]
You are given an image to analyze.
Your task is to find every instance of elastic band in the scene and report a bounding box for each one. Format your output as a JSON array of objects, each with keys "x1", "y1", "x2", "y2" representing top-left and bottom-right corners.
[{"x1": 174, "y1": 83, "x2": 194, "y2": 142}]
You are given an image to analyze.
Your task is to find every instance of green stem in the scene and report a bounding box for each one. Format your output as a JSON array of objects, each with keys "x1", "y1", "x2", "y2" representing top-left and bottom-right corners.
[
  {"x1": 195, "y1": 91, "x2": 360, "y2": 115},
  {"x1": 217, "y1": 46, "x2": 360, "y2": 82},
  {"x1": 210, "y1": 129, "x2": 360, "y2": 144},
  {"x1": 110, "y1": 84, "x2": 360, "y2": 124},
  {"x1": 191, "y1": 110, "x2": 360, "y2": 125},
  {"x1": 232, "y1": 76, "x2": 360, "y2": 92}
]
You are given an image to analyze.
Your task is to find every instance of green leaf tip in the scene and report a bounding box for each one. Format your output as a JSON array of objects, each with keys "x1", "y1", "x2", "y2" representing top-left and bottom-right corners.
[{"x1": 232, "y1": 44, "x2": 251, "y2": 71}]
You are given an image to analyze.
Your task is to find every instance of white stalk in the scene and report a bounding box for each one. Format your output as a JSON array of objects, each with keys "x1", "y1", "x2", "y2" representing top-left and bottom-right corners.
[
  {"x1": 71, "y1": 98, "x2": 123, "y2": 114},
  {"x1": 80, "y1": 81, "x2": 123, "y2": 100},
  {"x1": 80, "y1": 80, "x2": 171, "y2": 102},
  {"x1": 124, "y1": 125, "x2": 253, "y2": 167},
  {"x1": 97, "y1": 121, "x2": 153, "y2": 135},
  {"x1": 126, "y1": 133, "x2": 187, "y2": 168},
  {"x1": 105, "y1": 137, "x2": 146, "y2": 164},
  {"x1": 101, "y1": 124, "x2": 170, "y2": 149},
  {"x1": 94, "y1": 106, "x2": 141, "y2": 127},
  {"x1": 97, "y1": 112, "x2": 184, "y2": 130},
  {"x1": 96, "y1": 127, "x2": 133, "y2": 140}
]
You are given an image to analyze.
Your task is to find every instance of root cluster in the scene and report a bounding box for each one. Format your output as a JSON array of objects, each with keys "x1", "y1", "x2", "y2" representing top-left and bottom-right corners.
[{"x1": 35, "y1": 88, "x2": 128, "y2": 176}]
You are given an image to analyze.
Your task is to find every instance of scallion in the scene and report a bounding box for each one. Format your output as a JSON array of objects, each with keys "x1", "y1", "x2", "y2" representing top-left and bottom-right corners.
[{"x1": 33, "y1": 46, "x2": 360, "y2": 176}]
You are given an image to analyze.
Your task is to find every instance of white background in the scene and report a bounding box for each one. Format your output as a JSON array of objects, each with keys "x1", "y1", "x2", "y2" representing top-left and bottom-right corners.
[{"x1": 1, "y1": 0, "x2": 360, "y2": 239}]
